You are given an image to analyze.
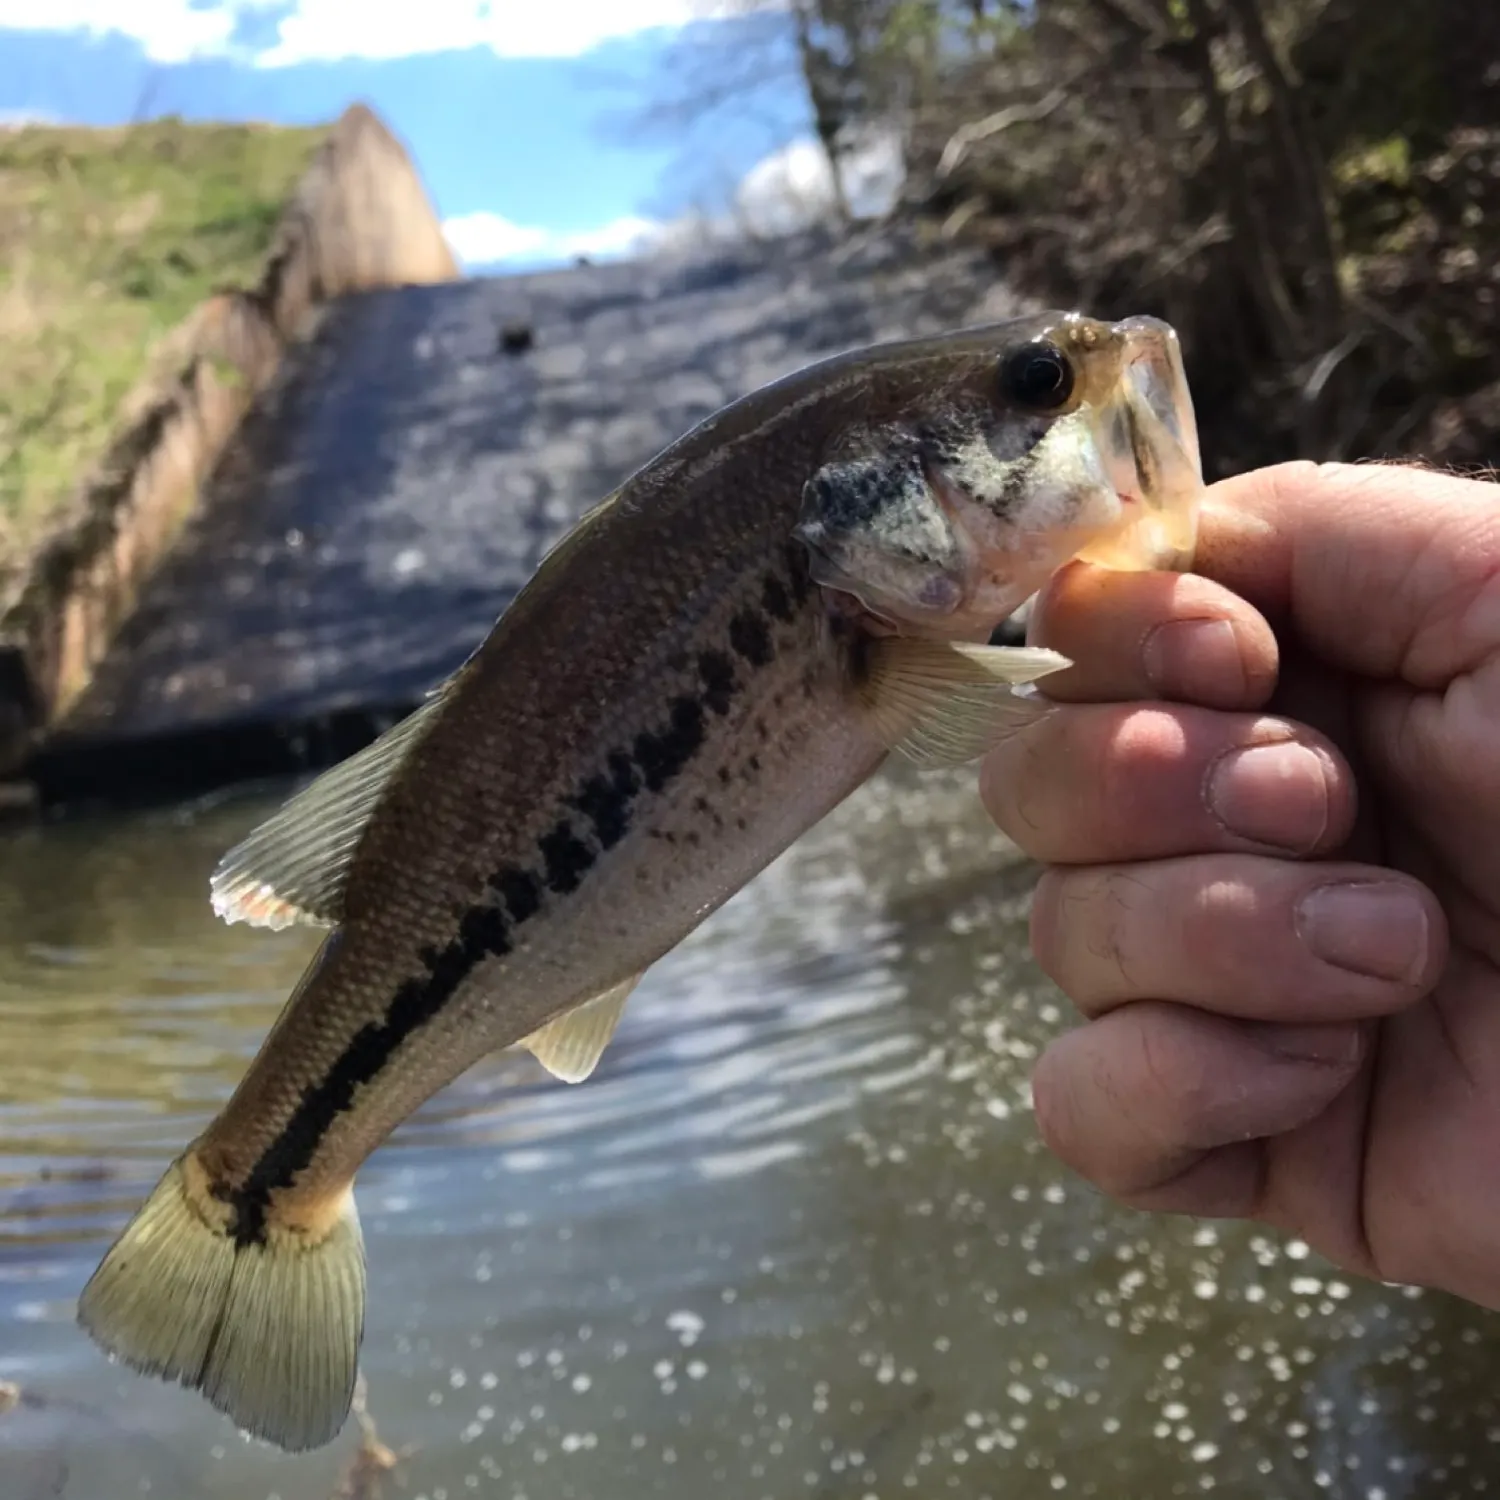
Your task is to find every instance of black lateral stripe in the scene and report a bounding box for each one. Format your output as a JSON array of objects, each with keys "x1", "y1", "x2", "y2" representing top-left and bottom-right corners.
[
  {"x1": 729, "y1": 610, "x2": 774, "y2": 667},
  {"x1": 697, "y1": 651, "x2": 737, "y2": 716},
  {"x1": 634, "y1": 695, "x2": 706, "y2": 792},
  {"x1": 540, "y1": 823, "x2": 594, "y2": 894},
  {"x1": 229, "y1": 903, "x2": 514, "y2": 1245},
  {"x1": 570, "y1": 754, "x2": 638, "y2": 850},
  {"x1": 784, "y1": 541, "x2": 813, "y2": 603},
  {"x1": 762, "y1": 572, "x2": 794, "y2": 621},
  {"x1": 489, "y1": 864, "x2": 541, "y2": 919},
  {"x1": 228, "y1": 609, "x2": 777, "y2": 1242}
]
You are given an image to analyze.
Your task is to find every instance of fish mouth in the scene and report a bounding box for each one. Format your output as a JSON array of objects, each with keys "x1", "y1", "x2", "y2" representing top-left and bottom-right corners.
[
  {"x1": 1117, "y1": 316, "x2": 1201, "y2": 473},
  {"x1": 1085, "y1": 317, "x2": 1204, "y2": 569}
]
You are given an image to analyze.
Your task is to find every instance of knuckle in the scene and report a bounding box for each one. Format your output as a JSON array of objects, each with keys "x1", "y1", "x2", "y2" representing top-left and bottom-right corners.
[
  {"x1": 982, "y1": 726, "x2": 1065, "y2": 850},
  {"x1": 1086, "y1": 870, "x2": 1150, "y2": 995},
  {"x1": 1028, "y1": 871, "x2": 1068, "y2": 981},
  {"x1": 1175, "y1": 873, "x2": 1258, "y2": 981},
  {"x1": 1092, "y1": 709, "x2": 1189, "y2": 836},
  {"x1": 1033, "y1": 867, "x2": 1150, "y2": 1003},
  {"x1": 1032, "y1": 1021, "x2": 1183, "y2": 1200},
  {"x1": 1134, "y1": 1014, "x2": 1215, "y2": 1133},
  {"x1": 1264, "y1": 459, "x2": 1326, "y2": 501}
]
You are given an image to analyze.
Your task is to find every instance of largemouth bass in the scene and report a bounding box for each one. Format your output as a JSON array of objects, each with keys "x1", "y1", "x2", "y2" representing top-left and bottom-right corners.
[{"x1": 77, "y1": 311, "x2": 1203, "y2": 1452}]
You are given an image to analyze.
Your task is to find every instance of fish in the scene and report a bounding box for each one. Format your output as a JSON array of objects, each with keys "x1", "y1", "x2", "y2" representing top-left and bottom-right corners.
[{"x1": 75, "y1": 310, "x2": 1204, "y2": 1453}]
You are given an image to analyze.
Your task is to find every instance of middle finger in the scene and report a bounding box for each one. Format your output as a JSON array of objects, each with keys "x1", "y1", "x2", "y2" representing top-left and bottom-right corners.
[
  {"x1": 1031, "y1": 855, "x2": 1444, "y2": 1021},
  {"x1": 980, "y1": 705, "x2": 1355, "y2": 865}
]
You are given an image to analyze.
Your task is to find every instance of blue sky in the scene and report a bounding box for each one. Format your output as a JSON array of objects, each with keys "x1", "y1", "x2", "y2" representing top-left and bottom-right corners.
[{"x1": 0, "y1": 2, "x2": 847, "y2": 269}]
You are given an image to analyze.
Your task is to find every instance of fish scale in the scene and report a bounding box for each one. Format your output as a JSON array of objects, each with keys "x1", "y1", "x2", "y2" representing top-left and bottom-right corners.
[
  {"x1": 77, "y1": 309, "x2": 1205, "y2": 1454},
  {"x1": 205, "y1": 550, "x2": 883, "y2": 1242}
]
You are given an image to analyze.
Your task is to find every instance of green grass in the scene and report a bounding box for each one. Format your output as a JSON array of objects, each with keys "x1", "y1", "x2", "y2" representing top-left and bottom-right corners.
[{"x1": 0, "y1": 117, "x2": 324, "y2": 576}]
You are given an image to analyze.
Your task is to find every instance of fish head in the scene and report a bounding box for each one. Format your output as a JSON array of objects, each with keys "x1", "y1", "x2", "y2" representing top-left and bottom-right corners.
[{"x1": 794, "y1": 311, "x2": 1204, "y2": 638}]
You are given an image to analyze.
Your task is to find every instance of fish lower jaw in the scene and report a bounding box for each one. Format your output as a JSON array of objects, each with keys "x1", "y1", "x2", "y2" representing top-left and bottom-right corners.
[
  {"x1": 960, "y1": 496, "x2": 1159, "y2": 613},
  {"x1": 1073, "y1": 506, "x2": 1187, "y2": 572},
  {"x1": 953, "y1": 551, "x2": 1079, "y2": 637}
]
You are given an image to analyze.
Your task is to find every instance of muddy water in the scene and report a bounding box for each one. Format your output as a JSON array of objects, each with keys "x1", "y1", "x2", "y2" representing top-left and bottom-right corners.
[{"x1": 0, "y1": 765, "x2": 1497, "y2": 1500}]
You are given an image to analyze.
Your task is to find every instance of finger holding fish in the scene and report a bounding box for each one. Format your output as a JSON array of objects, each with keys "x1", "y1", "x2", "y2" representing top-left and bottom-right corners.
[
  {"x1": 77, "y1": 308, "x2": 1207, "y2": 1452},
  {"x1": 1026, "y1": 561, "x2": 1279, "y2": 709},
  {"x1": 980, "y1": 705, "x2": 1353, "y2": 867}
]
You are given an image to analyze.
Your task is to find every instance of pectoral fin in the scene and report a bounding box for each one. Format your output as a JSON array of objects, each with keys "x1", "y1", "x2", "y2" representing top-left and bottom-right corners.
[
  {"x1": 860, "y1": 638, "x2": 1069, "y2": 768},
  {"x1": 518, "y1": 974, "x2": 641, "y2": 1084}
]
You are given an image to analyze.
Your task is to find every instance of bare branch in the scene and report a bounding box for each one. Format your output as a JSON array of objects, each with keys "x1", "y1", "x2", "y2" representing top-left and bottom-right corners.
[{"x1": 936, "y1": 88, "x2": 1070, "y2": 178}]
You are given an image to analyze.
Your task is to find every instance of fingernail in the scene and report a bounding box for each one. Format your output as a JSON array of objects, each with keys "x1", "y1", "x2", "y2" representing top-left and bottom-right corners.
[
  {"x1": 1251, "y1": 1021, "x2": 1363, "y2": 1066},
  {"x1": 1296, "y1": 882, "x2": 1430, "y2": 984},
  {"x1": 1206, "y1": 741, "x2": 1333, "y2": 853},
  {"x1": 1144, "y1": 619, "x2": 1246, "y2": 702}
]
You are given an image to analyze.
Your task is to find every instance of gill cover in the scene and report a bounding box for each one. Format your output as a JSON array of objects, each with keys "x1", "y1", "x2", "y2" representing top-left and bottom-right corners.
[{"x1": 794, "y1": 447, "x2": 969, "y2": 626}]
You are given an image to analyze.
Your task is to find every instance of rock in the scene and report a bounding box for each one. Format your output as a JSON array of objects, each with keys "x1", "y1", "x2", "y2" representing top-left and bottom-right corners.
[{"x1": 498, "y1": 321, "x2": 536, "y2": 355}]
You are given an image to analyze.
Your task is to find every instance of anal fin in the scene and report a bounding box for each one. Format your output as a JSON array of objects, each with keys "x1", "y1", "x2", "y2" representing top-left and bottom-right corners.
[{"x1": 519, "y1": 974, "x2": 641, "y2": 1084}]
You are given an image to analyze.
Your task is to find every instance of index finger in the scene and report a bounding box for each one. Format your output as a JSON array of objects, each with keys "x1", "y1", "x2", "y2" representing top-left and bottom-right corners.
[
  {"x1": 1028, "y1": 562, "x2": 1278, "y2": 708},
  {"x1": 1196, "y1": 461, "x2": 1500, "y2": 687}
]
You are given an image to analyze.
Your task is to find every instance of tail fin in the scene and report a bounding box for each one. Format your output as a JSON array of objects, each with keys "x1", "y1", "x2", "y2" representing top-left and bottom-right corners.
[{"x1": 76, "y1": 1154, "x2": 366, "y2": 1453}]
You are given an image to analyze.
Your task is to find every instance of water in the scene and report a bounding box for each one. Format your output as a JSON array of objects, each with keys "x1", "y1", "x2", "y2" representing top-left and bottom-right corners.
[{"x1": 1, "y1": 765, "x2": 1498, "y2": 1500}]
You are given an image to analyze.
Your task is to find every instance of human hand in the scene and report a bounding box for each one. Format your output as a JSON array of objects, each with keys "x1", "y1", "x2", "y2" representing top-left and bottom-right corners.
[{"x1": 982, "y1": 460, "x2": 1500, "y2": 1308}]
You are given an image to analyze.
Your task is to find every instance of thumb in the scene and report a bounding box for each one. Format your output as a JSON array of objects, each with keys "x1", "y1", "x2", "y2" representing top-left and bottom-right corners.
[{"x1": 1196, "y1": 461, "x2": 1500, "y2": 687}]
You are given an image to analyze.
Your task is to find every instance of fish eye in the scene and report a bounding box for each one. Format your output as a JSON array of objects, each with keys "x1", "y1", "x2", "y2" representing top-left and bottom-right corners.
[{"x1": 997, "y1": 341, "x2": 1075, "y2": 411}]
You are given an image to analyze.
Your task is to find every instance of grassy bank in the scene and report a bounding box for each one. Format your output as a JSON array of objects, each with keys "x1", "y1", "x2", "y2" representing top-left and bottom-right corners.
[{"x1": 0, "y1": 118, "x2": 323, "y2": 582}]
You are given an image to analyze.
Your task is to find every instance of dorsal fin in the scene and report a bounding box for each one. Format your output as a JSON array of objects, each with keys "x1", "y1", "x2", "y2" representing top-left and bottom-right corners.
[
  {"x1": 517, "y1": 974, "x2": 641, "y2": 1084},
  {"x1": 210, "y1": 685, "x2": 452, "y2": 931}
]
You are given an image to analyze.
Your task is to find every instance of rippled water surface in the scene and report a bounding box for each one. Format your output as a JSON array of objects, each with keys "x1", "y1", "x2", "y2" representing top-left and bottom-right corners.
[{"x1": 2, "y1": 766, "x2": 1498, "y2": 1500}]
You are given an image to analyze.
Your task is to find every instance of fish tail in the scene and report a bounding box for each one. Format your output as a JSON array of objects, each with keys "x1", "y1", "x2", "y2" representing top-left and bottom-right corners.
[{"x1": 76, "y1": 1150, "x2": 366, "y2": 1452}]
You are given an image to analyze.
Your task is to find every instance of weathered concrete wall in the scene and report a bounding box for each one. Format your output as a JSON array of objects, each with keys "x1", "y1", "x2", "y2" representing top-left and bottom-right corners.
[
  {"x1": 33, "y1": 230, "x2": 1022, "y2": 807},
  {"x1": 0, "y1": 103, "x2": 458, "y2": 774},
  {"x1": 252, "y1": 102, "x2": 459, "y2": 342}
]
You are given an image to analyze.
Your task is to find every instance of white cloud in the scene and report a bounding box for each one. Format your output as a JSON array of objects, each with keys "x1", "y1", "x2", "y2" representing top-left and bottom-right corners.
[
  {"x1": 0, "y1": 1, "x2": 241, "y2": 64},
  {"x1": 443, "y1": 211, "x2": 663, "y2": 269},
  {"x1": 731, "y1": 128, "x2": 903, "y2": 232},
  {"x1": 258, "y1": 1, "x2": 719, "y2": 66},
  {"x1": 0, "y1": 0, "x2": 766, "y2": 66},
  {"x1": 444, "y1": 128, "x2": 904, "y2": 272},
  {"x1": 0, "y1": 107, "x2": 61, "y2": 128}
]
